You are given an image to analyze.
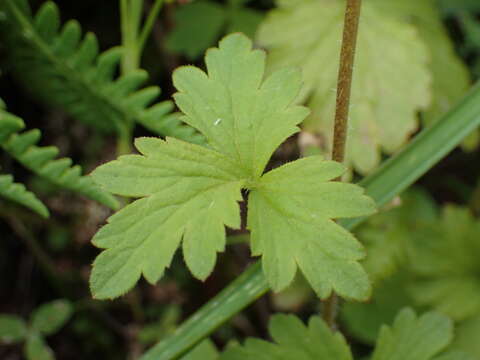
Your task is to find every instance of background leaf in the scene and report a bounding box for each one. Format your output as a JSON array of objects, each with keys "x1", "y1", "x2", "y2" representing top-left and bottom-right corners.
[
  {"x1": 24, "y1": 333, "x2": 55, "y2": 360},
  {"x1": 30, "y1": 299, "x2": 73, "y2": 336},
  {"x1": 257, "y1": 0, "x2": 431, "y2": 174},
  {"x1": 0, "y1": 314, "x2": 27, "y2": 344},
  {"x1": 372, "y1": 308, "x2": 454, "y2": 360},
  {"x1": 220, "y1": 314, "x2": 353, "y2": 360}
]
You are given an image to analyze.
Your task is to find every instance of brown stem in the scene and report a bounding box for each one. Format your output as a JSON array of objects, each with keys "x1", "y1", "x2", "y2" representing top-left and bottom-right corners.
[
  {"x1": 323, "y1": 0, "x2": 363, "y2": 330},
  {"x1": 332, "y1": 0, "x2": 362, "y2": 164}
]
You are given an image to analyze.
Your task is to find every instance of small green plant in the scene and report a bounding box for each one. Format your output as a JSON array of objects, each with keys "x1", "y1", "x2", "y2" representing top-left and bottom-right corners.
[{"x1": 0, "y1": 300, "x2": 73, "y2": 360}]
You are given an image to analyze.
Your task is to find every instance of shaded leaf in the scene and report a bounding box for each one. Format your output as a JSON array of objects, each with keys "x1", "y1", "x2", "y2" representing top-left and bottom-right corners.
[
  {"x1": 409, "y1": 206, "x2": 480, "y2": 321},
  {"x1": 167, "y1": 2, "x2": 227, "y2": 60},
  {"x1": 372, "y1": 308, "x2": 453, "y2": 360},
  {"x1": 24, "y1": 333, "x2": 54, "y2": 360},
  {"x1": 30, "y1": 300, "x2": 73, "y2": 336},
  {"x1": 257, "y1": 0, "x2": 431, "y2": 174},
  {"x1": 220, "y1": 314, "x2": 353, "y2": 360},
  {"x1": 0, "y1": 315, "x2": 27, "y2": 344}
]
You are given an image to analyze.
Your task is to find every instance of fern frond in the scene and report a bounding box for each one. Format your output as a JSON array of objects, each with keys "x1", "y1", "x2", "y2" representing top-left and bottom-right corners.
[
  {"x1": 0, "y1": 174, "x2": 49, "y2": 218},
  {"x1": 0, "y1": 106, "x2": 119, "y2": 210},
  {"x1": 0, "y1": 0, "x2": 202, "y2": 144}
]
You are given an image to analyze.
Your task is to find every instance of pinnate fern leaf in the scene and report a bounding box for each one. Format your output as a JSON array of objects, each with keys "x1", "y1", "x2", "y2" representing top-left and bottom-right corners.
[
  {"x1": 90, "y1": 34, "x2": 375, "y2": 300},
  {"x1": 0, "y1": 0, "x2": 201, "y2": 143},
  {"x1": 0, "y1": 103, "x2": 119, "y2": 212},
  {"x1": 0, "y1": 174, "x2": 49, "y2": 218}
]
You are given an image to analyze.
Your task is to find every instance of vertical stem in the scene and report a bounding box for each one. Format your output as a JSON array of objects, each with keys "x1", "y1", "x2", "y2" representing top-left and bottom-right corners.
[
  {"x1": 332, "y1": 0, "x2": 362, "y2": 164},
  {"x1": 138, "y1": 0, "x2": 164, "y2": 53},
  {"x1": 323, "y1": 0, "x2": 363, "y2": 330}
]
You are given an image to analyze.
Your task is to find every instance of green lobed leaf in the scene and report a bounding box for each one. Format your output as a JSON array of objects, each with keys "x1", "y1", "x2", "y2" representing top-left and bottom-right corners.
[
  {"x1": 220, "y1": 314, "x2": 353, "y2": 360},
  {"x1": 408, "y1": 206, "x2": 480, "y2": 321},
  {"x1": 91, "y1": 33, "x2": 375, "y2": 301},
  {"x1": 257, "y1": 0, "x2": 431, "y2": 174},
  {"x1": 173, "y1": 33, "x2": 309, "y2": 179},
  {"x1": 30, "y1": 300, "x2": 73, "y2": 336},
  {"x1": 248, "y1": 157, "x2": 376, "y2": 299},
  {"x1": 141, "y1": 80, "x2": 480, "y2": 360},
  {"x1": 220, "y1": 309, "x2": 469, "y2": 360},
  {"x1": 372, "y1": 308, "x2": 454, "y2": 360},
  {"x1": 0, "y1": 314, "x2": 27, "y2": 344},
  {"x1": 24, "y1": 333, "x2": 55, "y2": 360},
  {"x1": 90, "y1": 137, "x2": 245, "y2": 299}
]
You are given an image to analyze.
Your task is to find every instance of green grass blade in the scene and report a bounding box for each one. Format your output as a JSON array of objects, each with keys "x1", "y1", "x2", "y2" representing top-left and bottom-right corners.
[
  {"x1": 141, "y1": 81, "x2": 480, "y2": 360},
  {"x1": 141, "y1": 262, "x2": 267, "y2": 360}
]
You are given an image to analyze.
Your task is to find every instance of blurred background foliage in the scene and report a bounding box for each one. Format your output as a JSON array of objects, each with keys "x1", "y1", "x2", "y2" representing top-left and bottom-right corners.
[{"x1": 1, "y1": 0, "x2": 480, "y2": 359}]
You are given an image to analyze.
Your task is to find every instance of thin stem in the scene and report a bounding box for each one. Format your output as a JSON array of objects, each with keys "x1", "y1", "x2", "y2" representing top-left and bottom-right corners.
[
  {"x1": 138, "y1": 0, "x2": 164, "y2": 53},
  {"x1": 332, "y1": 0, "x2": 362, "y2": 164},
  {"x1": 324, "y1": 0, "x2": 363, "y2": 330}
]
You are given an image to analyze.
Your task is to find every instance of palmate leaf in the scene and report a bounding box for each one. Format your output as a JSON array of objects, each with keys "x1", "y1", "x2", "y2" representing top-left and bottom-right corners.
[
  {"x1": 408, "y1": 206, "x2": 480, "y2": 321},
  {"x1": 0, "y1": 0, "x2": 201, "y2": 143},
  {"x1": 220, "y1": 309, "x2": 469, "y2": 360},
  {"x1": 257, "y1": 0, "x2": 431, "y2": 174},
  {"x1": 0, "y1": 104, "x2": 119, "y2": 210},
  {"x1": 91, "y1": 34, "x2": 375, "y2": 300}
]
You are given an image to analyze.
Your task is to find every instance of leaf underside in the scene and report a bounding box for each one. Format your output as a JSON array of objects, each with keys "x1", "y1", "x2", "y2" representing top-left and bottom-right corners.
[{"x1": 257, "y1": 0, "x2": 432, "y2": 174}]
